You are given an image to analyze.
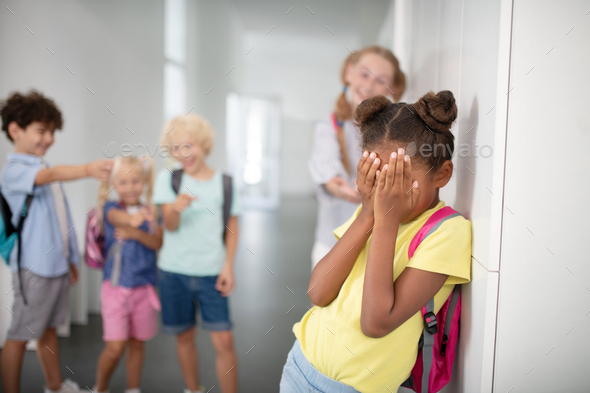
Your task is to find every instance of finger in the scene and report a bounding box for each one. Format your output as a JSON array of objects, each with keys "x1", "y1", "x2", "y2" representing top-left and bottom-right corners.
[
  {"x1": 361, "y1": 152, "x2": 377, "y2": 183},
  {"x1": 365, "y1": 156, "x2": 380, "y2": 188},
  {"x1": 357, "y1": 151, "x2": 369, "y2": 175},
  {"x1": 404, "y1": 154, "x2": 412, "y2": 192},
  {"x1": 386, "y1": 151, "x2": 396, "y2": 187},
  {"x1": 377, "y1": 165, "x2": 387, "y2": 190},
  {"x1": 395, "y1": 148, "x2": 405, "y2": 190}
]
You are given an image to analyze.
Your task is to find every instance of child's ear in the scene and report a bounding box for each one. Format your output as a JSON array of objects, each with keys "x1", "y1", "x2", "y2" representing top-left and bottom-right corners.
[
  {"x1": 433, "y1": 160, "x2": 453, "y2": 188},
  {"x1": 7, "y1": 121, "x2": 22, "y2": 141}
]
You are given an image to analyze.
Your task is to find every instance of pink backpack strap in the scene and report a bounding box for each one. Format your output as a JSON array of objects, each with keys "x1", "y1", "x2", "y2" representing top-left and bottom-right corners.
[
  {"x1": 329, "y1": 112, "x2": 340, "y2": 134},
  {"x1": 409, "y1": 206, "x2": 461, "y2": 318},
  {"x1": 408, "y1": 206, "x2": 459, "y2": 259},
  {"x1": 406, "y1": 206, "x2": 462, "y2": 393}
]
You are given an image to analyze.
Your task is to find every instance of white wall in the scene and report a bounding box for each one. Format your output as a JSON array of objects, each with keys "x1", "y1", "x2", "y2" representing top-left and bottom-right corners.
[
  {"x1": 0, "y1": 0, "x2": 164, "y2": 341},
  {"x1": 186, "y1": 0, "x2": 244, "y2": 172},
  {"x1": 494, "y1": 1, "x2": 590, "y2": 392},
  {"x1": 230, "y1": 0, "x2": 391, "y2": 196}
]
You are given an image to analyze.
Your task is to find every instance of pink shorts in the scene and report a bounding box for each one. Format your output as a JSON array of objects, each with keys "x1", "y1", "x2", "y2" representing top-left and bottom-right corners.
[{"x1": 100, "y1": 280, "x2": 161, "y2": 342}]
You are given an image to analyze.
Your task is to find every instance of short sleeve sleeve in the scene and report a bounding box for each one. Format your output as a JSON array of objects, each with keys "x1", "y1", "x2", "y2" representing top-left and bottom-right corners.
[
  {"x1": 1, "y1": 160, "x2": 42, "y2": 195},
  {"x1": 152, "y1": 169, "x2": 176, "y2": 205},
  {"x1": 406, "y1": 217, "x2": 472, "y2": 285},
  {"x1": 103, "y1": 201, "x2": 122, "y2": 225},
  {"x1": 308, "y1": 119, "x2": 347, "y2": 185},
  {"x1": 333, "y1": 205, "x2": 362, "y2": 240},
  {"x1": 229, "y1": 177, "x2": 241, "y2": 216}
]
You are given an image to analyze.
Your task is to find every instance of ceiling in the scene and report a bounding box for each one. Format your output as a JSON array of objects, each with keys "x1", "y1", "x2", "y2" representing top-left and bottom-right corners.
[{"x1": 227, "y1": 0, "x2": 391, "y2": 44}]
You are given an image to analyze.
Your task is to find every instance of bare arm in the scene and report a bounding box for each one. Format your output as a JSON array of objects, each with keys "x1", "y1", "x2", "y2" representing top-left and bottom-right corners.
[
  {"x1": 361, "y1": 218, "x2": 448, "y2": 338},
  {"x1": 308, "y1": 211, "x2": 373, "y2": 306},
  {"x1": 308, "y1": 151, "x2": 380, "y2": 307},
  {"x1": 223, "y1": 216, "x2": 239, "y2": 268},
  {"x1": 34, "y1": 159, "x2": 112, "y2": 185},
  {"x1": 114, "y1": 226, "x2": 163, "y2": 251},
  {"x1": 107, "y1": 208, "x2": 134, "y2": 228}
]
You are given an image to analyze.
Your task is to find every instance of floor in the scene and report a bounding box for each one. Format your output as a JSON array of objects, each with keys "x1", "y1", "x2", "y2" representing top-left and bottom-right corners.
[{"x1": 3, "y1": 196, "x2": 319, "y2": 393}]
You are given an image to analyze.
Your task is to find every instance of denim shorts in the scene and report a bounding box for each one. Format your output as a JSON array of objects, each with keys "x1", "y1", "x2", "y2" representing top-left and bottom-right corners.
[
  {"x1": 159, "y1": 269, "x2": 232, "y2": 334},
  {"x1": 279, "y1": 340, "x2": 360, "y2": 393}
]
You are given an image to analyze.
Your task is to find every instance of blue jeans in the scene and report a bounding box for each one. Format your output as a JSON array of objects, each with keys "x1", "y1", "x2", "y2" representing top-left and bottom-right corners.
[
  {"x1": 280, "y1": 340, "x2": 360, "y2": 393},
  {"x1": 159, "y1": 269, "x2": 232, "y2": 334}
]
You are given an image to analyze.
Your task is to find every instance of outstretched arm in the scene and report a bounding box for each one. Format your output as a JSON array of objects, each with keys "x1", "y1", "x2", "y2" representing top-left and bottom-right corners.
[{"x1": 34, "y1": 159, "x2": 112, "y2": 185}]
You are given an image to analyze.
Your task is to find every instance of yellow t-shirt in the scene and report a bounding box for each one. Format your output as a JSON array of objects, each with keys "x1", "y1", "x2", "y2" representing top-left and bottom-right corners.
[{"x1": 292, "y1": 201, "x2": 472, "y2": 393}]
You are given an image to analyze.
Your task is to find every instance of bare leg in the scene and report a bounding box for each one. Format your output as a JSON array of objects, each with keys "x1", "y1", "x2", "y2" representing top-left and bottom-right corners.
[
  {"x1": 95, "y1": 341, "x2": 127, "y2": 392},
  {"x1": 1, "y1": 339, "x2": 27, "y2": 393},
  {"x1": 176, "y1": 327, "x2": 200, "y2": 391},
  {"x1": 210, "y1": 331, "x2": 237, "y2": 393},
  {"x1": 125, "y1": 338, "x2": 144, "y2": 389},
  {"x1": 37, "y1": 327, "x2": 63, "y2": 391}
]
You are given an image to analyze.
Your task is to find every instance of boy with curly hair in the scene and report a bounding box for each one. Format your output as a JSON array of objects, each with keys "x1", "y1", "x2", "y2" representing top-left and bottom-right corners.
[{"x1": 0, "y1": 90, "x2": 112, "y2": 393}]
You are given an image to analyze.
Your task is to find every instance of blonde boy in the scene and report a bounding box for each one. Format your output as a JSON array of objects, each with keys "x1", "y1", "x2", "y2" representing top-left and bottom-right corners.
[{"x1": 152, "y1": 114, "x2": 240, "y2": 393}]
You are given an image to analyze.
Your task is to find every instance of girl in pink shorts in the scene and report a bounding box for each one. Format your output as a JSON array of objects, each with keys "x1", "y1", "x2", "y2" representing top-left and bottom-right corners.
[{"x1": 93, "y1": 156, "x2": 163, "y2": 393}]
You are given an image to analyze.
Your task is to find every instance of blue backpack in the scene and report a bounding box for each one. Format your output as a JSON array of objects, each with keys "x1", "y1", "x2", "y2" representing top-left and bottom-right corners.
[{"x1": 0, "y1": 188, "x2": 34, "y2": 304}]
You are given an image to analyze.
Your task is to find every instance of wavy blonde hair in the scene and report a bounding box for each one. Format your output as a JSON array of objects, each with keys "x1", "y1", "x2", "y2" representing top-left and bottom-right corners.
[
  {"x1": 97, "y1": 156, "x2": 158, "y2": 230},
  {"x1": 160, "y1": 114, "x2": 214, "y2": 156}
]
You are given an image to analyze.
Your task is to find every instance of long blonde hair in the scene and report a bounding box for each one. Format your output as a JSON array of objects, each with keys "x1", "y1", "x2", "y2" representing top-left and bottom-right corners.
[
  {"x1": 97, "y1": 156, "x2": 158, "y2": 230},
  {"x1": 334, "y1": 46, "x2": 406, "y2": 174}
]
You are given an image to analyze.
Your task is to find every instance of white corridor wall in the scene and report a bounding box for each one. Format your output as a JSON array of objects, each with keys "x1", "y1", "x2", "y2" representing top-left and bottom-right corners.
[{"x1": 0, "y1": 0, "x2": 164, "y2": 344}]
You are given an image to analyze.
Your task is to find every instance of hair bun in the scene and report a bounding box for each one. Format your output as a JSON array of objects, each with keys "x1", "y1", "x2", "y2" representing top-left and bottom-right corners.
[
  {"x1": 354, "y1": 95, "x2": 391, "y2": 128},
  {"x1": 414, "y1": 90, "x2": 457, "y2": 133}
]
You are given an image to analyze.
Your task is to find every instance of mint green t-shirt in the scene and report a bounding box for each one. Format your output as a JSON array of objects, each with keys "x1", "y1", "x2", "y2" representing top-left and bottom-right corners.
[{"x1": 153, "y1": 169, "x2": 241, "y2": 276}]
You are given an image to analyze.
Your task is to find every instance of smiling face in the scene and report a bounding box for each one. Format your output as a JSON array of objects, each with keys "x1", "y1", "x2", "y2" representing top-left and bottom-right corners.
[
  {"x1": 346, "y1": 53, "x2": 395, "y2": 110},
  {"x1": 370, "y1": 142, "x2": 454, "y2": 223},
  {"x1": 111, "y1": 163, "x2": 145, "y2": 206},
  {"x1": 9, "y1": 121, "x2": 55, "y2": 156},
  {"x1": 170, "y1": 133, "x2": 207, "y2": 175}
]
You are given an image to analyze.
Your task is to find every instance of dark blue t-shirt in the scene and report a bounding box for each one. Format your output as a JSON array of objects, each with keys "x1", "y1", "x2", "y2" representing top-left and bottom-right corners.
[{"x1": 102, "y1": 201, "x2": 157, "y2": 288}]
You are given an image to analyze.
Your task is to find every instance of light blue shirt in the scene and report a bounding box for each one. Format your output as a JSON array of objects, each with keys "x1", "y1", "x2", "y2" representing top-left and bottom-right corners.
[
  {"x1": 153, "y1": 169, "x2": 240, "y2": 277},
  {"x1": 1, "y1": 153, "x2": 79, "y2": 277}
]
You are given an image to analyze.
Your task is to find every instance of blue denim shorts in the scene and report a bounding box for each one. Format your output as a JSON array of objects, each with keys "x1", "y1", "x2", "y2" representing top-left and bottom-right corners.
[
  {"x1": 279, "y1": 340, "x2": 360, "y2": 393},
  {"x1": 159, "y1": 269, "x2": 232, "y2": 334}
]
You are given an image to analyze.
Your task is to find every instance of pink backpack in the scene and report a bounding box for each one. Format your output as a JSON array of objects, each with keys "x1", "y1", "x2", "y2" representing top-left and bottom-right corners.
[
  {"x1": 401, "y1": 206, "x2": 463, "y2": 393},
  {"x1": 85, "y1": 207, "x2": 106, "y2": 269}
]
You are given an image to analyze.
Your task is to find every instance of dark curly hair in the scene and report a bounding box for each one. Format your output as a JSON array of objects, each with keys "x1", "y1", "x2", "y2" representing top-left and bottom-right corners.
[
  {"x1": 0, "y1": 90, "x2": 63, "y2": 142},
  {"x1": 354, "y1": 90, "x2": 457, "y2": 172}
]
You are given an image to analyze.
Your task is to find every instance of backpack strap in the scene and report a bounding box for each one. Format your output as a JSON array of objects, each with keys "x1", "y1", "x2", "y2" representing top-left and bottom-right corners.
[
  {"x1": 406, "y1": 205, "x2": 462, "y2": 393},
  {"x1": 408, "y1": 206, "x2": 461, "y2": 259},
  {"x1": 171, "y1": 169, "x2": 183, "y2": 194},
  {"x1": 16, "y1": 194, "x2": 34, "y2": 306},
  {"x1": 222, "y1": 174, "x2": 232, "y2": 242},
  {"x1": 0, "y1": 189, "x2": 16, "y2": 237},
  {"x1": 441, "y1": 285, "x2": 461, "y2": 356},
  {"x1": 329, "y1": 112, "x2": 340, "y2": 134}
]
